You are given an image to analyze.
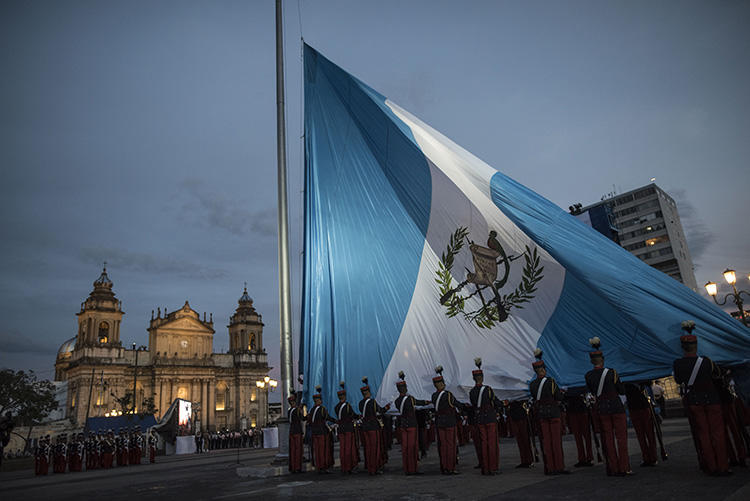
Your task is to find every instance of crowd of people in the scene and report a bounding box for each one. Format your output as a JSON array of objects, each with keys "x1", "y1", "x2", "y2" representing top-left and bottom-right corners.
[
  {"x1": 193, "y1": 428, "x2": 263, "y2": 452},
  {"x1": 289, "y1": 327, "x2": 749, "y2": 479},
  {"x1": 34, "y1": 426, "x2": 157, "y2": 475}
]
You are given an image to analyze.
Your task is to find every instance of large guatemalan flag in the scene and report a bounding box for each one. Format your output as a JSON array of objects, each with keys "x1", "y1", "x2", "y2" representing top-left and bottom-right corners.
[{"x1": 300, "y1": 44, "x2": 750, "y2": 410}]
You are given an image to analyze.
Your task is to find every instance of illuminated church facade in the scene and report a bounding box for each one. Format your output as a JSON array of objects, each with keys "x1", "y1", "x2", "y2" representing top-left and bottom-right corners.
[{"x1": 55, "y1": 267, "x2": 271, "y2": 431}]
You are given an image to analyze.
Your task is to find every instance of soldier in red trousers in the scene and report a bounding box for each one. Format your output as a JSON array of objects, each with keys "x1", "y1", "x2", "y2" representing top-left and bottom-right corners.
[
  {"x1": 68, "y1": 433, "x2": 83, "y2": 472},
  {"x1": 585, "y1": 337, "x2": 631, "y2": 476},
  {"x1": 394, "y1": 371, "x2": 430, "y2": 475},
  {"x1": 673, "y1": 324, "x2": 731, "y2": 476},
  {"x1": 287, "y1": 389, "x2": 304, "y2": 473},
  {"x1": 530, "y1": 349, "x2": 568, "y2": 475},
  {"x1": 334, "y1": 381, "x2": 359, "y2": 474},
  {"x1": 358, "y1": 377, "x2": 389, "y2": 475},
  {"x1": 430, "y1": 366, "x2": 463, "y2": 475},
  {"x1": 469, "y1": 358, "x2": 502, "y2": 475},
  {"x1": 148, "y1": 429, "x2": 158, "y2": 464},
  {"x1": 307, "y1": 385, "x2": 335, "y2": 473},
  {"x1": 35, "y1": 435, "x2": 50, "y2": 475},
  {"x1": 100, "y1": 430, "x2": 115, "y2": 469},
  {"x1": 52, "y1": 434, "x2": 67, "y2": 473},
  {"x1": 625, "y1": 382, "x2": 658, "y2": 467}
]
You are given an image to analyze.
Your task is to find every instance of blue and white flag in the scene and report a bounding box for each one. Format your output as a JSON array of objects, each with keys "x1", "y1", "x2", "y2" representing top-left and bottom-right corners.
[{"x1": 300, "y1": 44, "x2": 749, "y2": 409}]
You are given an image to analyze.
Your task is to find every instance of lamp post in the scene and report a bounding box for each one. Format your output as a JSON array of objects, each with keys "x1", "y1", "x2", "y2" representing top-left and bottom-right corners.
[
  {"x1": 132, "y1": 344, "x2": 147, "y2": 414},
  {"x1": 255, "y1": 377, "x2": 278, "y2": 427},
  {"x1": 705, "y1": 268, "x2": 749, "y2": 326}
]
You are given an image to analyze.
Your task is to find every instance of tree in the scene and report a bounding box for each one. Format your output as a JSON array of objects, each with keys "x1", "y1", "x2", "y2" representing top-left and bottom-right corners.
[
  {"x1": 110, "y1": 392, "x2": 157, "y2": 416},
  {"x1": 0, "y1": 369, "x2": 58, "y2": 452}
]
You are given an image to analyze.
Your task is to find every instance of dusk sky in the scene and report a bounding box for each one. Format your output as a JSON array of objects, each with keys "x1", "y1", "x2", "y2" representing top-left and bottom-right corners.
[{"x1": 1, "y1": 0, "x2": 748, "y2": 389}]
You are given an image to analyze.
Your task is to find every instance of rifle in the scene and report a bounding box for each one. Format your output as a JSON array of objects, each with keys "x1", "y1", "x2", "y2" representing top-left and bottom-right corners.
[
  {"x1": 586, "y1": 400, "x2": 603, "y2": 463},
  {"x1": 524, "y1": 402, "x2": 540, "y2": 463},
  {"x1": 530, "y1": 406, "x2": 546, "y2": 471},
  {"x1": 647, "y1": 394, "x2": 668, "y2": 461}
]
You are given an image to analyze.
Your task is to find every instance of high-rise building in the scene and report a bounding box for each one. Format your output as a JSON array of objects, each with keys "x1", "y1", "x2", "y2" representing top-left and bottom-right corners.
[{"x1": 575, "y1": 183, "x2": 698, "y2": 291}]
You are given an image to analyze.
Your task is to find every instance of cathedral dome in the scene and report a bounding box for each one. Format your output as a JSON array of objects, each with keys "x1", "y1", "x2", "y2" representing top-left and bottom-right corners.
[
  {"x1": 93, "y1": 266, "x2": 113, "y2": 289},
  {"x1": 57, "y1": 337, "x2": 76, "y2": 359},
  {"x1": 239, "y1": 286, "x2": 253, "y2": 305}
]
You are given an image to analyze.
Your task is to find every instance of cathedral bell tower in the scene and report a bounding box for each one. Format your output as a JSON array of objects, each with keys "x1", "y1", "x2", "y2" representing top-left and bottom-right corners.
[
  {"x1": 75, "y1": 266, "x2": 124, "y2": 348},
  {"x1": 228, "y1": 285, "x2": 264, "y2": 353}
]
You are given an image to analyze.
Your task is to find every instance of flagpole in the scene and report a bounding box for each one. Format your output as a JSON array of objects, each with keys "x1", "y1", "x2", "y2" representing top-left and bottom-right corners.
[{"x1": 275, "y1": 0, "x2": 293, "y2": 458}]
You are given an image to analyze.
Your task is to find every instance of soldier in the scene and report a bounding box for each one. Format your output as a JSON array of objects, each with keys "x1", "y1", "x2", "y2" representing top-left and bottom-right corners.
[
  {"x1": 288, "y1": 389, "x2": 305, "y2": 473},
  {"x1": 673, "y1": 325, "x2": 731, "y2": 476},
  {"x1": 358, "y1": 377, "x2": 389, "y2": 475},
  {"x1": 131, "y1": 426, "x2": 143, "y2": 465},
  {"x1": 507, "y1": 399, "x2": 535, "y2": 468},
  {"x1": 148, "y1": 429, "x2": 157, "y2": 463},
  {"x1": 625, "y1": 382, "x2": 658, "y2": 467},
  {"x1": 53, "y1": 434, "x2": 67, "y2": 473},
  {"x1": 68, "y1": 433, "x2": 84, "y2": 472},
  {"x1": 469, "y1": 358, "x2": 502, "y2": 475},
  {"x1": 393, "y1": 371, "x2": 430, "y2": 475},
  {"x1": 718, "y1": 368, "x2": 747, "y2": 468},
  {"x1": 529, "y1": 349, "x2": 568, "y2": 475},
  {"x1": 101, "y1": 430, "x2": 115, "y2": 469},
  {"x1": 96, "y1": 431, "x2": 105, "y2": 468},
  {"x1": 431, "y1": 366, "x2": 463, "y2": 475},
  {"x1": 585, "y1": 337, "x2": 631, "y2": 476},
  {"x1": 35, "y1": 435, "x2": 51, "y2": 475},
  {"x1": 334, "y1": 381, "x2": 359, "y2": 474},
  {"x1": 307, "y1": 385, "x2": 335, "y2": 473},
  {"x1": 564, "y1": 391, "x2": 594, "y2": 467}
]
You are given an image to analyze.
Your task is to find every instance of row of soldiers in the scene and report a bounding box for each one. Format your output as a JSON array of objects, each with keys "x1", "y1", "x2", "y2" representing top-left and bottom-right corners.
[
  {"x1": 34, "y1": 426, "x2": 157, "y2": 475},
  {"x1": 288, "y1": 327, "x2": 748, "y2": 478}
]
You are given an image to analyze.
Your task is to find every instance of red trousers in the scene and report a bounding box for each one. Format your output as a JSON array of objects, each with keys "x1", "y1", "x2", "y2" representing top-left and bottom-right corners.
[
  {"x1": 35, "y1": 457, "x2": 49, "y2": 475},
  {"x1": 437, "y1": 426, "x2": 457, "y2": 472},
  {"x1": 361, "y1": 429, "x2": 382, "y2": 474},
  {"x1": 477, "y1": 422, "x2": 499, "y2": 474},
  {"x1": 723, "y1": 402, "x2": 747, "y2": 463},
  {"x1": 68, "y1": 455, "x2": 82, "y2": 472},
  {"x1": 630, "y1": 408, "x2": 657, "y2": 464},
  {"x1": 598, "y1": 412, "x2": 629, "y2": 474},
  {"x1": 470, "y1": 424, "x2": 481, "y2": 465},
  {"x1": 288, "y1": 433, "x2": 303, "y2": 472},
  {"x1": 53, "y1": 456, "x2": 66, "y2": 473},
  {"x1": 149, "y1": 446, "x2": 156, "y2": 464},
  {"x1": 130, "y1": 447, "x2": 141, "y2": 465},
  {"x1": 539, "y1": 417, "x2": 564, "y2": 473},
  {"x1": 510, "y1": 418, "x2": 534, "y2": 465},
  {"x1": 101, "y1": 452, "x2": 113, "y2": 469},
  {"x1": 339, "y1": 431, "x2": 358, "y2": 472},
  {"x1": 400, "y1": 426, "x2": 419, "y2": 473},
  {"x1": 567, "y1": 412, "x2": 593, "y2": 463},
  {"x1": 312, "y1": 434, "x2": 333, "y2": 471},
  {"x1": 688, "y1": 404, "x2": 729, "y2": 473}
]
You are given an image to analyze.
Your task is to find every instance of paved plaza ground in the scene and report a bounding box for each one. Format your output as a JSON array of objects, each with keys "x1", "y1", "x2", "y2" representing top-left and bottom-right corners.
[{"x1": 1, "y1": 418, "x2": 748, "y2": 500}]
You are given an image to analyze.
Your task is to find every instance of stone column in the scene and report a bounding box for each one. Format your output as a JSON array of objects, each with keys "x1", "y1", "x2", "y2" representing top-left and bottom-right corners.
[
  {"x1": 207, "y1": 379, "x2": 215, "y2": 431},
  {"x1": 200, "y1": 379, "x2": 207, "y2": 430}
]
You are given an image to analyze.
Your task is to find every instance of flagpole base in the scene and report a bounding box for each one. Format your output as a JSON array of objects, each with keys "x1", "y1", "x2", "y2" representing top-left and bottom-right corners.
[{"x1": 272, "y1": 418, "x2": 290, "y2": 465}]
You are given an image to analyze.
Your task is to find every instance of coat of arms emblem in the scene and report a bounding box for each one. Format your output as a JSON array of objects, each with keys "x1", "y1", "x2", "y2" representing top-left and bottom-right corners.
[{"x1": 436, "y1": 227, "x2": 544, "y2": 328}]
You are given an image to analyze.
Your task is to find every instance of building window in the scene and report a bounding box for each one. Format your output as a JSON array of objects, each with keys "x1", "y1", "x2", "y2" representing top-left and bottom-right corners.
[
  {"x1": 216, "y1": 382, "x2": 229, "y2": 411},
  {"x1": 177, "y1": 386, "x2": 188, "y2": 400},
  {"x1": 250, "y1": 388, "x2": 257, "y2": 402},
  {"x1": 95, "y1": 388, "x2": 104, "y2": 407},
  {"x1": 98, "y1": 322, "x2": 109, "y2": 343},
  {"x1": 249, "y1": 334, "x2": 256, "y2": 351},
  {"x1": 646, "y1": 236, "x2": 669, "y2": 247}
]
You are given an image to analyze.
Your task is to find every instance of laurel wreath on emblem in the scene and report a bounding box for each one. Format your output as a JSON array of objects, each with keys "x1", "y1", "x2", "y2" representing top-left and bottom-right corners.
[{"x1": 436, "y1": 226, "x2": 544, "y2": 329}]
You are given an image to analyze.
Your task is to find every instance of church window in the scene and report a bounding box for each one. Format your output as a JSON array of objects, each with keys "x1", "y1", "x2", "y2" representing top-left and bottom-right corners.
[
  {"x1": 250, "y1": 388, "x2": 256, "y2": 402},
  {"x1": 98, "y1": 322, "x2": 109, "y2": 343},
  {"x1": 249, "y1": 334, "x2": 256, "y2": 351},
  {"x1": 95, "y1": 387, "x2": 104, "y2": 407},
  {"x1": 215, "y1": 382, "x2": 229, "y2": 411},
  {"x1": 177, "y1": 386, "x2": 188, "y2": 400}
]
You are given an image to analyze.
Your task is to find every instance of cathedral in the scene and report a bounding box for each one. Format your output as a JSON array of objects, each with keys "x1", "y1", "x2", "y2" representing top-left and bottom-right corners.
[{"x1": 55, "y1": 267, "x2": 271, "y2": 431}]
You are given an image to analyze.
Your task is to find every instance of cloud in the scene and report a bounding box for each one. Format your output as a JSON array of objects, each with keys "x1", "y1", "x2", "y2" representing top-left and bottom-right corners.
[
  {"x1": 79, "y1": 247, "x2": 228, "y2": 280},
  {"x1": 0, "y1": 332, "x2": 58, "y2": 355},
  {"x1": 177, "y1": 178, "x2": 277, "y2": 237},
  {"x1": 670, "y1": 189, "x2": 713, "y2": 264}
]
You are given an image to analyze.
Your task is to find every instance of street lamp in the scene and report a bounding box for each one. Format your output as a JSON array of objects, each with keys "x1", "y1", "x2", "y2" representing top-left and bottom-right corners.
[
  {"x1": 705, "y1": 268, "x2": 749, "y2": 325},
  {"x1": 255, "y1": 377, "x2": 278, "y2": 427}
]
